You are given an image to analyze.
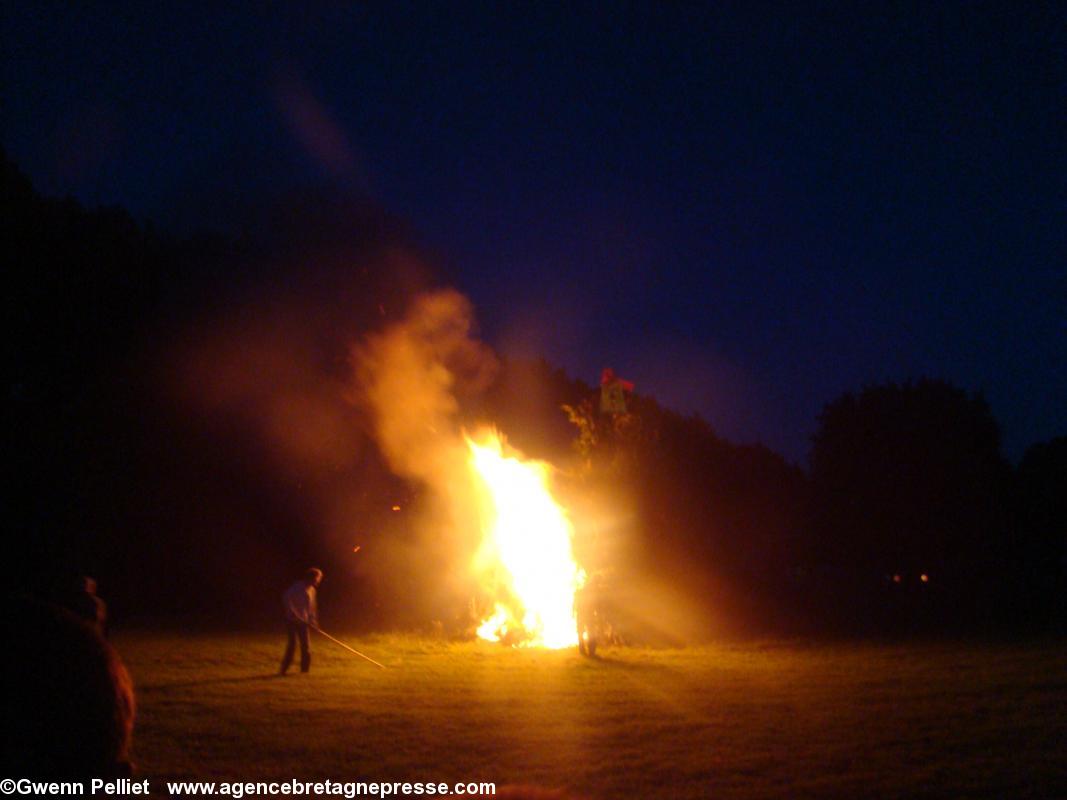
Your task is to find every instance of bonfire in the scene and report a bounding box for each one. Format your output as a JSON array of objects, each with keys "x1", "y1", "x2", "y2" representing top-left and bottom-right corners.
[{"x1": 466, "y1": 430, "x2": 582, "y2": 648}]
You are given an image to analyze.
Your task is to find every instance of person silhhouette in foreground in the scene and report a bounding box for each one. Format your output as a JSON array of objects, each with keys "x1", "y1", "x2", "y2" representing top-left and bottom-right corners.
[
  {"x1": 280, "y1": 567, "x2": 323, "y2": 675},
  {"x1": 1, "y1": 595, "x2": 135, "y2": 778},
  {"x1": 64, "y1": 575, "x2": 108, "y2": 637}
]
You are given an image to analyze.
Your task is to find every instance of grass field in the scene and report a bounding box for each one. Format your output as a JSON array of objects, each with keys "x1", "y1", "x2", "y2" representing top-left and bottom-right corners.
[{"x1": 116, "y1": 632, "x2": 1067, "y2": 799}]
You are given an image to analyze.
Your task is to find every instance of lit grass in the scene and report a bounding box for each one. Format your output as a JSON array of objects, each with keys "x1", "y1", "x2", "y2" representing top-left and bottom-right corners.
[{"x1": 117, "y1": 633, "x2": 1067, "y2": 798}]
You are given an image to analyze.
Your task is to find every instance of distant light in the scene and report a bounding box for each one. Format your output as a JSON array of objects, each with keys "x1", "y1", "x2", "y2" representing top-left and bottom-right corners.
[
  {"x1": 352, "y1": 545, "x2": 361, "y2": 553},
  {"x1": 892, "y1": 574, "x2": 902, "y2": 583},
  {"x1": 920, "y1": 573, "x2": 929, "y2": 583},
  {"x1": 391, "y1": 505, "x2": 401, "y2": 512}
]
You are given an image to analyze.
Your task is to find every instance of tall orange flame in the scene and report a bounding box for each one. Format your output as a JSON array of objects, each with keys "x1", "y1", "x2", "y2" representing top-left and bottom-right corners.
[{"x1": 467, "y1": 431, "x2": 581, "y2": 648}]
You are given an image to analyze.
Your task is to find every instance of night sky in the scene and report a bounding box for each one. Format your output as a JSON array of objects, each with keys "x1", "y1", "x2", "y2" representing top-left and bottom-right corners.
[{"x1": 5, "y1": 3, "x2": 1063, "y2": 463}]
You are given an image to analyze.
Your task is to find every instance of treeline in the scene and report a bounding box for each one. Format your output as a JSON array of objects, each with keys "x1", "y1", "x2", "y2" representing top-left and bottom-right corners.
[
  {"x1": 4, "y1": 148, "x2": 429, "y2": 625},
  {"x1": 6, "y1": 150, "x2": 1065, "y2": 636},
  {"x1": 488, "y1": 364, "x2": 1065, "y2": 637},
  {"x1": 477, "y1": 360, "x2": 1065, "y2": 637}
]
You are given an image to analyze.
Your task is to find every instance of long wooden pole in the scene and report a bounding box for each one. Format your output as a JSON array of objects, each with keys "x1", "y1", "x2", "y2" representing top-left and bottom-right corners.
[{"x1": 312, "y1": 625, "x2": 387, "y2": 669}]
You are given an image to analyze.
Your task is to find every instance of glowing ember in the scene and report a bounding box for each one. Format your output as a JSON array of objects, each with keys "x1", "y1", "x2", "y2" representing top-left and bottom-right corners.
[{"x1": 467, "y1": 431, "x2": 581, "y2": 648}]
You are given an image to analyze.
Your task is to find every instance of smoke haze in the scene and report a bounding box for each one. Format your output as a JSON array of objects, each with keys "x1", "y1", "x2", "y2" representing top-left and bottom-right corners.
[
  {"x1": 349, "y1": 289, "x2": 501, "y2": 628},
  {"x1": 352, "y1": 289, "x2": 498, "y2": 484}
]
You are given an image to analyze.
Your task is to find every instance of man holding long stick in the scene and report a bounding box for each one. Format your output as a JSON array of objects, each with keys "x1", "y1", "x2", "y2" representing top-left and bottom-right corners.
[{"x1": 279, "y1": 567, "x2": 322, "y2": 675}]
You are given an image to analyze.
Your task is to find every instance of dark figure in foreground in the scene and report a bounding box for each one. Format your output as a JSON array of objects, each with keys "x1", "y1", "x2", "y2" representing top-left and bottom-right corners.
[
  {"x1": 1, "y1": 595, "x2": 135, "y2": 778},
  {"x1": 280, "y1": 568, "x2": 323, "y2": 675},
  {"x1": 63, "y1": 575, "x2": 108, "y2": 636}
]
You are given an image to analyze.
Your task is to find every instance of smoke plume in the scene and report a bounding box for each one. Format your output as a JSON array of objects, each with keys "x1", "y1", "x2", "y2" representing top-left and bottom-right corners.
[
  {"x1": 350, "y1": 288, "x2": 501, "y2": 626},
  {"x1": 352, "y1": 289, "x2": 498, "y2": 484}
]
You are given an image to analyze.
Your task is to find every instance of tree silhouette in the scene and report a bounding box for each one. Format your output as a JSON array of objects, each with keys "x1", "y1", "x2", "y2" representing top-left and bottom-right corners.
[
  {"x1": 1013, "y1": 436, "x2": 1067, "y2": 625},
  {"x1": 809, "y1": 379, "x2": 1011, "y2": 628}
]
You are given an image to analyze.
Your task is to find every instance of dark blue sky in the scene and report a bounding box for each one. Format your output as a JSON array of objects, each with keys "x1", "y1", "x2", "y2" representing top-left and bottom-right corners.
[{"x1": 5, "y1": 3, "x2": 1064, "y2": 463}]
